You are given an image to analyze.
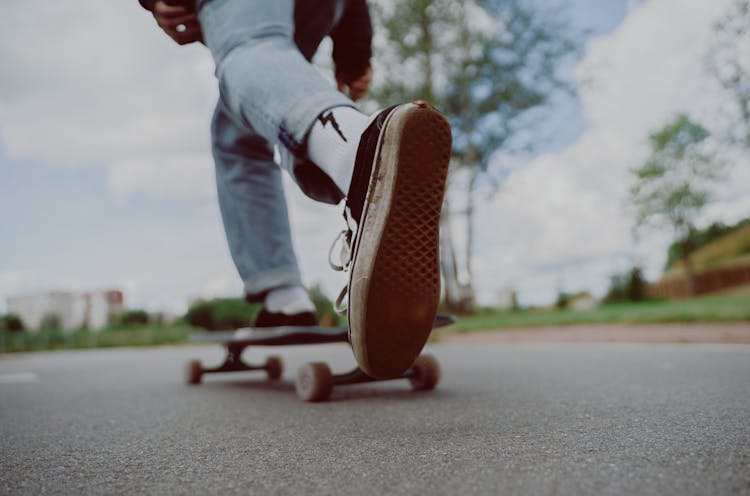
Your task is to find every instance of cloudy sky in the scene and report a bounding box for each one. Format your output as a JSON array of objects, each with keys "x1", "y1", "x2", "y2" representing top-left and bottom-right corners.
[{"x1": 1, "y1": 0, "x2": 748, "y2": 314}]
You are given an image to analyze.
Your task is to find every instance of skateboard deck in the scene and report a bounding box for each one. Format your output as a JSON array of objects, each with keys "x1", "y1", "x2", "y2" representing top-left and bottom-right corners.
[{"x1": 186, "y1": 314, "x2": 456, "y2": 402}]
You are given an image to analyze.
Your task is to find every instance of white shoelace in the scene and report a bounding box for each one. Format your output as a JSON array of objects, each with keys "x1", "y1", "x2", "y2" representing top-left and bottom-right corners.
[
  {"x1": 325, "y1": 110, "x2": 384, "y2": 316},
  {"x1": 328, "y1": 206, "x2": 359, "y2": 314}
]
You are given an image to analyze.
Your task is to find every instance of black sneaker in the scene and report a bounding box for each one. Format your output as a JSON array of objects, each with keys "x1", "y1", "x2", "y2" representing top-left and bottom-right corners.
[
  {"x1": 252, "y1": 308, "x2": 318, "y2": 328},
  {"x1": 332, "y1": 101, "x2": 451, "y2": 378}
]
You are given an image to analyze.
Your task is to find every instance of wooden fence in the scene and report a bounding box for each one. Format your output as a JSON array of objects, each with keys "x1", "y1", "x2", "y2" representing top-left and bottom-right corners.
[{"x1": 647, "y1": 263, "x2": 750, "y2": 299}]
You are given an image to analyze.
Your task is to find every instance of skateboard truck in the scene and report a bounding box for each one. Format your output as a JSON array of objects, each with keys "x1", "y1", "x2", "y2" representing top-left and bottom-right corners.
[{"x1": 186, "y1": 314, "x2": 454, "y2": 402}]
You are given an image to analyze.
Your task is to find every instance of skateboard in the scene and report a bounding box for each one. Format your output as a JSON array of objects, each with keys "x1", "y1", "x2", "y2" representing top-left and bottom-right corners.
[{"x1": 186, "y1": 314, "x2": 455, "y2": 402}]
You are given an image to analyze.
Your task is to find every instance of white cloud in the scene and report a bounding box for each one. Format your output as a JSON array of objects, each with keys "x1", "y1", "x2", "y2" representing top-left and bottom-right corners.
[
  {"x1": 0, "y1": 0, "x2": 216, "y2": 172},
  {"x1": 109, "y1": 153, "x2": 215, "y2": 202},
  {"x1": 0, "y1": 0, "x2": 228, "y2": 312},
  {"x1": 0, "y1": 216, "x2": 240, "y2": 315},
  {"x1": 472, "y1": 0, "x2": 749, "y2": 305},
  {"x1": 2, "y1": 0, "x2": 748, "y2": 313}
]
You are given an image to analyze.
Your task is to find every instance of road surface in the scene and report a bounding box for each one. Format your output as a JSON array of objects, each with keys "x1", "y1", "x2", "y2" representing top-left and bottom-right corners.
[{"x1": 1, "y1": 338, "x2": 749, "y2": 495}]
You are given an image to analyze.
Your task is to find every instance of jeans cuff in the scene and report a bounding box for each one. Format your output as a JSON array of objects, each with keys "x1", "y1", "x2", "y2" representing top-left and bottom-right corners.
[{"x1": 243, "y1": 265, "x2": 304, "y2": 301}]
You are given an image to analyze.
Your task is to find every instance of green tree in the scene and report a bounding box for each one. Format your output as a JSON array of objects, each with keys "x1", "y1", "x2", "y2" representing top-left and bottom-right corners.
[
  {"x1": 372, "y1": 0, "x2": 579, "y2": 312},
  {"x1": 555, "y1": 291, "x2": 570, "y2": 309},
  {"x1": 631, "y1": 114, "x2": 723, "y2": 297},
  {"x1": 709, "y1": 0, "x2": 750, "y2": 148},
  {"x1": 604, "y1": 267, "x2": 646, "y2": 303}
]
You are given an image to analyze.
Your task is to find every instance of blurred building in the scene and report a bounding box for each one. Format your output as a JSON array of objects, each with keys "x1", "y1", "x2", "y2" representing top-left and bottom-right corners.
[
  {"x1": 6, "y1": 290, "x2": 124, "y2": 332},
  {"x1": 495, "y1": 288, "x2": 518, "y2": 310},
  {"x1": 569, "y1": 292, "x2": 598, "y2": 311}
]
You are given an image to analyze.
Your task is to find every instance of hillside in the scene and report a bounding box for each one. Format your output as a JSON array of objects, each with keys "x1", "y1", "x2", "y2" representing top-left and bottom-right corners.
[{"x1": 664, "y1": 221, "x2": 750, "y2": 279}]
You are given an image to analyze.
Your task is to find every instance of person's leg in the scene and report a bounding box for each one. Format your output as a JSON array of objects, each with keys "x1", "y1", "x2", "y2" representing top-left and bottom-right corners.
[
  {"x1": 207, "y1": 0, "x2": 356, "y2": 325},
  {"x1": 198, "y1": 0, "x2": 370, "y2": 204},
  {"x1": 201, "y1": 0, "x2": 453, "y2": 377},
  {"x1": 197, "y1": 0, "x2": 354, "y2": 158},
  {"x1": 211, "y1": 100, "x2": 314, "y2": 321}
]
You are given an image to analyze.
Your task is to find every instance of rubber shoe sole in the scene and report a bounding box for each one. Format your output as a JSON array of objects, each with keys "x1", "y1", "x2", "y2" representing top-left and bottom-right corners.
[{"x1": 348, "y1": 102, "x2": 452, "y2": 378}]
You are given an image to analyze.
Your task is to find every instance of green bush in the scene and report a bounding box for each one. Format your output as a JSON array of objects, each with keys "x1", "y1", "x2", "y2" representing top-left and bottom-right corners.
[
  {"x1": 184, "y1": 298, "x2": 260, "y2": 330},
  {"x1": 183, "y1": 289, "x2": 343, "y2": 330},
  {"x1": 0, "y1": 313, "x2": 25, "y2": 332},
  {"x1": 40, "y1": 313, "x2": 61, "y2": 331},
  {"x1": 212, "y1": 298, "x2": 258, "y2": 329},
  {"x1": 308, "y1": 284, "x2": 343, "y2": 325},
  {"x1": 555, "y1": 292, "x2": 570, "y2": 309},
  {"x1": 184, "y1": 301, "x2": 213, "y2": 329},
  {"x1": 117, "y1": 310, "x2": 150, "y2": 327}
]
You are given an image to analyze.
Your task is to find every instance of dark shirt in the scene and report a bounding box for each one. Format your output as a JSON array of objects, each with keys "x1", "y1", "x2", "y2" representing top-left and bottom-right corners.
[{"x1": 138, "y1": 0, "x2": 372, "y2": 80}]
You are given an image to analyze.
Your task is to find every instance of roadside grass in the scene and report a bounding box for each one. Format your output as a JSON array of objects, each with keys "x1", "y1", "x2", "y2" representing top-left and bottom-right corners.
[
  {"x1": 444, "y1": 294, "x2": 750, "y2": 332},
  {"x1": 0, "y1": 325, "x2": 195, "y2": 353},
  {"x1": 3, "y1": 294, "x2": 749, "y2": 352}
]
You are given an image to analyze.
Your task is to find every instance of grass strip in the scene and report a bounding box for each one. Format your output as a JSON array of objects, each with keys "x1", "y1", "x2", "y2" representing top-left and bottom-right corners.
[{"x1": 446, "y1": 294, "x2": 750, "y2": 332}]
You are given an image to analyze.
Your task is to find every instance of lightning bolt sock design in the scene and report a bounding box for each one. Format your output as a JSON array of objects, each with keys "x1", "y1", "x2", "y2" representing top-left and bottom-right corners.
[{"x1": 307, "y1": 106, "x2": 369, "y2": 194}]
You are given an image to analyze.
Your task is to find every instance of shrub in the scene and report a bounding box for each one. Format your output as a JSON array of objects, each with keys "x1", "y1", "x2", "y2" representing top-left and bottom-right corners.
[
  {"x1": 0, "y1": 313, "x2": 26, "y2": 333},
  {"x1": 212, "y1": 298, "x2": 259, "y2": 329},
  {"x1": 604, "y1": 267, "x2": 647, "y2": 303},
  {"x1": 184, "y1": 298, "x2": 260, "y2": 330},
  {"x1": 555, "y1": 292, "x2": 570, "y2": 309},
  {"x1": 116, "y1": 310, "x2": 150, "y2": 327},
  {"x1": 308, "y1": 284, "x2": 342, "y2": 325},
  {"x1": 184, "y1": 301, "x2": 214, "y2": 329},
  {"x1": 40, "y1": 313, "x2": 62, "y2": 331},
  {"x1": 627, "y1": 267, "x2": 646, "y2": 302}
]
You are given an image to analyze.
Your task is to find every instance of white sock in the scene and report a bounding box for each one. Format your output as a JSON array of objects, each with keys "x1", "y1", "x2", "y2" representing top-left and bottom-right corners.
[
  {"x1": 265, "y1": 286, "x2": 315, "y2": 315},
  {"x1": 307, "y1": 106, "x2": 370, "y2": 194}
]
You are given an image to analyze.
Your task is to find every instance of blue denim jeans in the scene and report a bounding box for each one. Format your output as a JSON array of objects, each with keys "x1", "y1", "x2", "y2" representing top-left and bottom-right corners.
[{"x1": 197, "y1": 0, "x2": 353, "y2": 299}]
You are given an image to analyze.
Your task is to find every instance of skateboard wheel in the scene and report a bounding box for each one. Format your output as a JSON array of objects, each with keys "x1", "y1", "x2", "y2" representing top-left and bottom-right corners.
[
  {"x1": 264, "y1": 355, "x2": 283, "y2": 380},
  {"x1": 187, "y1": 359, "x2": 203, "y2": 385},
  {"x1": 408, "y1": 354, "x2": 440, "y2": 391},
  {"x1": 295, "y1": 362, "x2": 333, "y2": 402}
]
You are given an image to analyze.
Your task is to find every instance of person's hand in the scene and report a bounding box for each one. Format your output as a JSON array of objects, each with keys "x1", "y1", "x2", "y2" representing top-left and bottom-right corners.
[
  {"x1": 337, "y1": 66, "x2": 373, "y2": 102},
  {"x1": 153, "y1": 0, "x2": 203, "y2": 46}
]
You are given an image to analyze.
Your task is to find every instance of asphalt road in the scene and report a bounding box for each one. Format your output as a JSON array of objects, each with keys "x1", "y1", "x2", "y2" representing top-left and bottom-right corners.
[{"x1": 1, "y1": 339, "x2": 749, "y2": 495}]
